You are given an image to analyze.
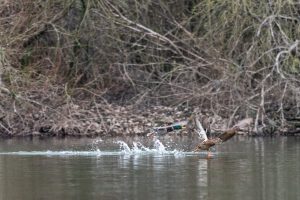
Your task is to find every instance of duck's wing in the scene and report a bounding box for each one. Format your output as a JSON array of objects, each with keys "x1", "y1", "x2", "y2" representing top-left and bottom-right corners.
[
  {"x1": 195, "y1": 116, "x2": 208, "y2": 141},
  {"x1": 217, "y1": 128, "x2": 236, "y2": 142}
]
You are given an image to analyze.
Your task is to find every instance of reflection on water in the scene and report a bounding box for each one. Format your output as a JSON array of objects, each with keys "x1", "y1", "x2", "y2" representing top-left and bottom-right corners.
[{"x1": 0, "y1": 137, "x2": 299, "y2": 200}]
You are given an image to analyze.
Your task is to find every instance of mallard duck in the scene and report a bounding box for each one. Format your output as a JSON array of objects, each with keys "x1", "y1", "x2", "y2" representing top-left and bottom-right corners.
[
  {"x1": 193, "y1": 117, "x2": 253, "y2": 158},
  {"x1": 151, "y1": 114, "x2": 252, "y2": 158},
  {"x1": 193, "y1": 126, "x2": 240, "y2": 152}
]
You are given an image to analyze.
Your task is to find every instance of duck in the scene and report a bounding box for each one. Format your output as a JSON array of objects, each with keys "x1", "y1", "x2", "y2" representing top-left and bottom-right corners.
[
  {"x1": 193, "y1": 116, "x2": 253, "y2": 158},
  {"x1": 193, "y1": 126, "x2": 240, "y2": 152},
  {"x1": 151, "y1": 113, "x2": 252, "y2": 158}
]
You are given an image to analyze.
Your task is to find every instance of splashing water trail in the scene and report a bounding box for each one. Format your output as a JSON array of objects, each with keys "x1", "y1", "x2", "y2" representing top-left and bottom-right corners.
[
  {"x1": 116, "y1": 141, "x2": 131, "y2": 153},
  {"x1": 132, "y1": 142, "x2": 150, "y2": 152},
  {"x1": 116, "y1": 140, "x2": 169, "y2": 154},
  {"x1": 91, "y1": 139, "x2": 103, "y2": 151},
  {"x1": 154, "y1": 139, "x2": 166, "y2": 152},
  {"x1": 0, "y1": 139, "x2": 212, "y2": 157},
  {"x1": 114, "y1": 139, "x2": 186, "y2": 156}
]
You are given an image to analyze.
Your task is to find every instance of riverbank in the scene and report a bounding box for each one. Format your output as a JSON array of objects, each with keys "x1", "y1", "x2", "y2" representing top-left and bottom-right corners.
[
  {"x1": 1, "y1": 91, "x2": 300, "y2": 138},
  {"x1": 0, "y1": 97, "x2": 203, "y2": 138}
]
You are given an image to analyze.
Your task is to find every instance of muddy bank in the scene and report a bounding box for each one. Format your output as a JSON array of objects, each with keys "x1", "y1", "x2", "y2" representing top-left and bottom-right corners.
[
  {"x1": 1, "y1": 94, "x2": 300, "y2": 138},
  {"x1": 0, "y1": 100, "x2": 195, "y2": 138},
  {"x1": 0, "y1": 93, "x2": 165, "y2": 137}
]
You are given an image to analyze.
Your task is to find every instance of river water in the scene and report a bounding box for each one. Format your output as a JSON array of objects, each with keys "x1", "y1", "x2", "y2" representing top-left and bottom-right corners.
[{"x1": 0, "y1": 136, "x2": 299, "y2": 200}]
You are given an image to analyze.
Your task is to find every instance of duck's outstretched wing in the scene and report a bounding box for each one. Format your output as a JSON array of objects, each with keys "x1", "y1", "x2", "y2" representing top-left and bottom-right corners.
[
  {"x1": 194, "y1": 116, "x2": 208, "y2": 141},
  {"x1": 217, "y1": 128, "x2": 237, "y2": 142}
]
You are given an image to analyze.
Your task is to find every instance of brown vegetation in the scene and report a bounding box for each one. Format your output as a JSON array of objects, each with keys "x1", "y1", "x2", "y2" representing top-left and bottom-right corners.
[{"x1": 0, "y1": 0, "x2": 300, "y2": 137}]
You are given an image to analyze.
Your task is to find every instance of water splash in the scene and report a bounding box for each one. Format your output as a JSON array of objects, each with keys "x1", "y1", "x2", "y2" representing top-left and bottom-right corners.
[
  {"x1": 116, "y1": 140, "x2": 153, "y2": 154},
  {"x1": 91, "y1": 139, "x2": 103, "y2": 151},
  {"x1": 115, "y1": 139, "x2": 185, "y2": 155},
  {"x1": 154, "y1": 139, "x2": 166, "y2": 152},
  {"x1": 0, "y1": 139, "x2": 213, "y2": 157},
  {"x1": 116, "y1": 141, "x2": 131, "y2": 153},
  {"x1": 132, "y1": 142, "x2": 150, "y2": 151}
]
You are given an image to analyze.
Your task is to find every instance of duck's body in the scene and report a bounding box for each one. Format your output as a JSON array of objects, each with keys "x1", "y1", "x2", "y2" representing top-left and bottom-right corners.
[{"x1": 193, "y1": 126, "x2": 239, "y2": 152}]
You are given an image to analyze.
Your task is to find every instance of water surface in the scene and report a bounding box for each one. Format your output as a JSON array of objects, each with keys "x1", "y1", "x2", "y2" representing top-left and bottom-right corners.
[{"x1": 0, "y1": 136, "x2": 299, "y2": 200}]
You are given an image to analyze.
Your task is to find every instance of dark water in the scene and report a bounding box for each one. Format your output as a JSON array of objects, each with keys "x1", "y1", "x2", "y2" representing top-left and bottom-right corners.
[{"x1": 0, "y1": 136, "x2": 299, "y2": 200}]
